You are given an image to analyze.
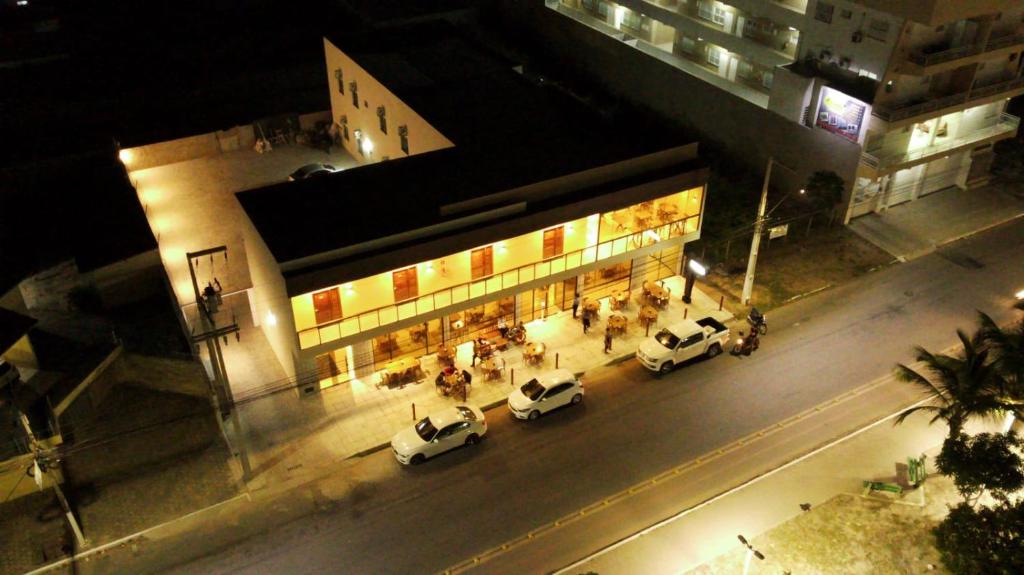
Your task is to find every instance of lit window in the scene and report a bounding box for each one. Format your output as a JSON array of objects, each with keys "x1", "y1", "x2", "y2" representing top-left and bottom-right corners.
[
  {"x1": 707, "y1": 47, "x2": 722, "y2": 66},
  {"x1": 698, "y1": 1, "x2": 726, "y2": 25}
]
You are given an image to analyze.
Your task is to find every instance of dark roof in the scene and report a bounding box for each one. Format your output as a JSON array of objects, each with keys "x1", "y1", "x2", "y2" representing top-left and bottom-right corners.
[
  {"x1": 0, "y1": 152, "x2": 157, "y2": 293},
  {"x1": 239, "y1": 23, "x2": 688, "y2": 265},
  {"x1": 334, "y1": 0, "x2": 477, "y2": 27},
  {"x1": 0, "y1": 307, "x2": 37, "y2": 354}
]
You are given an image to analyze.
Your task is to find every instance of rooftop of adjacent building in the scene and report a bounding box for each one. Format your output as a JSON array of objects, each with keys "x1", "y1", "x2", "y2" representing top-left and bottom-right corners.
[
  {"x1": 238, "y1": 21, "x2": 696, "y2": 268},
  {"x1": 0, "y1": 151, "x2": 157, "y2": 295}
]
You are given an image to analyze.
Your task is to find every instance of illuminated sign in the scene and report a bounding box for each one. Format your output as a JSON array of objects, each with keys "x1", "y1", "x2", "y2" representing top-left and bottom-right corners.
[{"x1": 815, "y1": 87, "x2": 869, "y2": 144}]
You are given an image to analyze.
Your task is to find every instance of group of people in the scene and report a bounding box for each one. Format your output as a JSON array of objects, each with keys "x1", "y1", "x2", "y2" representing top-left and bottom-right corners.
[{"x1": 571, "y1": 293, "x2": 614, "y2": 354}]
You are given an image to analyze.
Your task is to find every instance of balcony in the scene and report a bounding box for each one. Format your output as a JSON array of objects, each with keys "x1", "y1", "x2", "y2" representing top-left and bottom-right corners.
[
  {"x1": 873, "y1": 77, "x2": 1024, "y2": 125},
  {"x1": 296, "y1": 213, "x2": 701, "y2": 351},
  {"x1": 902, "y1": 34, "x2": 1024, "y2": 76},
  {"x1": 861, "y1": 113, "x2": 1019, "y2": 175}
]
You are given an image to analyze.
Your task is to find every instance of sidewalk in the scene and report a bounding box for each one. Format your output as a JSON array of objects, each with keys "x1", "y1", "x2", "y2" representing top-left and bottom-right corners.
[
  {"x1": 230, "y1": 275, "x2": 734, "y2": 488},
  {"x1": 561, "y1": 401, "x2": 997, "y2": 575}
]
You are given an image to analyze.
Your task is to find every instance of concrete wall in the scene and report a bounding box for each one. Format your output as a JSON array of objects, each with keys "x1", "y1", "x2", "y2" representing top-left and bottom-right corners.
[
  {"x1": 323, "y1": 38, "x2": 455, "y2": 164},
  {"x1": 506, "y1": 1, "x2": 862, "y2": 211},
  {"x1": 239, "y1": 212, "x2": 299, "y2": 383},
  {"x1": 802, "y1": 0, "x2": 901, "y2": 80}
]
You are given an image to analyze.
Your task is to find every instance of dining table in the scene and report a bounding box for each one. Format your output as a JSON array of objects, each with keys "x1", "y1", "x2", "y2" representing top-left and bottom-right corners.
[
  {"x1": 479, "y1": 357, "x2": 503, "y2": 380},
  {"x1": 523, "y1": 341, "x2": 546, "y2": 364},
  {"x1": 583, "y1": 300, "x2": 600, "y2": 319},
  {"x1": 436, "y1": 343, "x2": 456, "y2": 364},
  {"x1": 610, "y1": 289, "x2": 630, "y2": 310},
  {"x1": 638, "y1": 305, "x2": 658, "y2": 327},
  {"x1": 381, "y1": 357, "x2": 423, "y2": 387},
  {"x1": 607, "y1": 314, "x2": 627, "y2": 335}
]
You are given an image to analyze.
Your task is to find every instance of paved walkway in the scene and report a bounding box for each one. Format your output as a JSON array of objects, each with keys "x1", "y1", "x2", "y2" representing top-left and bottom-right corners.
[
  {"x1": 230, "y1": 275, "x2": 734, "y2": 488},
  {"x1": 560, "y1": 404, "x2": 1004, "y2": 575},
  {"x1": 850, "y1": 182, "x2": 1024, "y2": 261}
]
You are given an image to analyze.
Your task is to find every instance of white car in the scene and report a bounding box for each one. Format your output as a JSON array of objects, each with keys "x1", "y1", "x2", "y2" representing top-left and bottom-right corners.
[
  {"x1": 508, "y1": 368, "x2": 584, "y2": 420},
  {"x1": 391, "y1": 404, "x2": 487, "y2": 465}
]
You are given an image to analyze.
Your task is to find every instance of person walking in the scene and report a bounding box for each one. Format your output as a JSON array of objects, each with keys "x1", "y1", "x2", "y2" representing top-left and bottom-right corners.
[
  {"x1": 582, "y1": 312, "x2": 591, "y2": 335},
  {"x1": 604, "y1": 330, "x2": 612, "y2": 354},
  {"x1": 572, "y1": 293, "x2": 581, "y2": 319}
]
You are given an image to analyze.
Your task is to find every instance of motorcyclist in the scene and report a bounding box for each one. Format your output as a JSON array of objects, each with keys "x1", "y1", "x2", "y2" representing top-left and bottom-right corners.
[{"x1": 747, "y1": 307, "x2": 766, "y2": 334}]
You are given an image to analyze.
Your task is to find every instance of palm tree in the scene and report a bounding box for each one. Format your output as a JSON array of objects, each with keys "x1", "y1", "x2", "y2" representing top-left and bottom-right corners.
[
  {"x1": 895, "y1": 329, "x2": 1014, "y2": 437},
  {"x1": 976, "y1": 300, "x2": 1024, "y2": 420}
]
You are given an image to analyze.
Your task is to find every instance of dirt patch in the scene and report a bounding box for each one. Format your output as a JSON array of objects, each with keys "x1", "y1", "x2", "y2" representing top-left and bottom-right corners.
[{"x1": 700, "y1": 225, "x2": 893, "y2": 312}]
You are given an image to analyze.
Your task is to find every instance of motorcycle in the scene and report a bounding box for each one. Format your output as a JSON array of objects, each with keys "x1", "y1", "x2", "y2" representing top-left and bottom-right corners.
[
  {"x1": 747, "y1": 307, "x2": 767, "y2": 335},
  {"x1": 731, "y1": 330, "x2": 760, "y2": 356}
]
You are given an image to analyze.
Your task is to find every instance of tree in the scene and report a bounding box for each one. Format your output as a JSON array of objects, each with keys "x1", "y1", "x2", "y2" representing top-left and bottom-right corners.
[
  {"x1": 977, "y1": 301, "x2": 1024, "y2": 410},
  {"x1": 933, "y1": 499, "x2": 1024, "y2": 575},
  {"x1": 894, "y1": 330, "x2": 1011, "y2": 437},
  {"x1": 802, "y1": 170, "x2": 845, "y2": 214},
  {"x1": 936, "y1": 432, "x2": 1024, "y2": 504}
]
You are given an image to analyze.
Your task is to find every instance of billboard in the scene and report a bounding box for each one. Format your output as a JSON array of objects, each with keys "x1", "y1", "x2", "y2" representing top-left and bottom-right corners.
[{"x1": 815, "y1": 87, "x2": 869, "y2": 144}]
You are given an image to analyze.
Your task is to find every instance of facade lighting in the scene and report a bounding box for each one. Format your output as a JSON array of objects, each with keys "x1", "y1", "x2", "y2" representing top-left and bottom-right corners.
[
  {"x1": 688, "y1": 259, "x2": 707, "y2": 276},
  {"x1": 265, "y1": 311, "x2": 278, "y2": 326},
  {"x1": 118, "y1": 149, "x2": 133, "y2": 164}
]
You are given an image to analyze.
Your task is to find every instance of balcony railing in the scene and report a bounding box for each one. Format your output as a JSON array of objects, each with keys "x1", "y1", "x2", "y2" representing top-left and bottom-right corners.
[
  {"x1": 296, "y1": 214, "x2": 701, "y2": 350},
  {"x1": 906, "y1": 44, "x2": 982, "y2": 68},
  {"x1": 874, "y1": 77, "x2": 1024, "y2": 123},
  {"x1": 906, "y1": 34, "x2": 1024, "y2": 69},
  {"x1": 864, "y1": 113, "x2": 1019, "y2": 171}
]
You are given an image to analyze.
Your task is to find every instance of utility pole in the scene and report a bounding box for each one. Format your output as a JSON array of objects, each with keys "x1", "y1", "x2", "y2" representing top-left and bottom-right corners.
[
  {"x1": 741, "y1": 158, "x2": 772, "y2": 306},
  {"x1": 186, "y1": 247, "x2": 252, "y2": 482},
  {"x1": 20, "y1": 413, "x2": 86, "y2": 549},
  {"x1": 741, "y1": 157, "x2": 804, "y2": 306}
]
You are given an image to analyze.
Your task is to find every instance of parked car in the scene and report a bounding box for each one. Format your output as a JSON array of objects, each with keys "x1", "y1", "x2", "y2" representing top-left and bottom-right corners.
[
  {"x1": 636, "y1": 317, "x2": 729, "y2": 375},
  {"x1": 508, "y1": 368, "x2": 584, "y2": 420},
  {"x1": 288, "y1": 163, "x2": 338, "y2": 181},
  {"x1": 391, "y1": 404, "x2": 486, "y2": 465}
]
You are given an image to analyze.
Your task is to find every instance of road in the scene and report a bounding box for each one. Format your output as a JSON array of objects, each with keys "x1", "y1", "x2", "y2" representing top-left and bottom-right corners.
[{"x1": 80, "y1": 218, "x2": 1024, "y2": 575}]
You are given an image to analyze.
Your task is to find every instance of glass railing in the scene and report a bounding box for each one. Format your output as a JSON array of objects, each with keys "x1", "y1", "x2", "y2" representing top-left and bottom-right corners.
[
  {"x1": 864, "y1": 113, "x2": 1019, "y2": 170},
  {"x1": 874, "y1": 78, "x2": 1024, "y2": 122},
  {"x1": 297, "y1": 213, "x2": 701, "y2": 350}
]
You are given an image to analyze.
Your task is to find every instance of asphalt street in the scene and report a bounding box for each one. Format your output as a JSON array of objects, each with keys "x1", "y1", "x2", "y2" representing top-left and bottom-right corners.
[{"x1": 81, "y1": 218, "x2": 1024, "y2": 575}]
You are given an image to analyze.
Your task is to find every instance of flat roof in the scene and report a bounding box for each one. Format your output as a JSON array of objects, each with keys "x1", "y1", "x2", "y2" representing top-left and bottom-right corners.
[
  {"x1": 238, "y1": 22, "x2": 692, "y2": 267},
  {"x1": 0, "y1": 153, "x2": 157, "y2": 293}
]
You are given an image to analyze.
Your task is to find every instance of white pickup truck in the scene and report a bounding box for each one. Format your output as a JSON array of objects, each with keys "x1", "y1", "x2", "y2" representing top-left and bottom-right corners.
[{"x1": 636, "y1": 317, "x2": 730, "y2": 374}]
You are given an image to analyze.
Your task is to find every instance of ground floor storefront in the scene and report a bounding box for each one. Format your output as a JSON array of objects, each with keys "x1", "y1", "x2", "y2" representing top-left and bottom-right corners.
[{"x1": 312, "y1": 245, "x2": 684, "y2": 391}]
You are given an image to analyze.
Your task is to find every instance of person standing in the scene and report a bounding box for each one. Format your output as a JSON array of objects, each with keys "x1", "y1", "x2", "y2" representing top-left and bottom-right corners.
[
  {"x1": 582, "y1": 312, "x2": 591, "y2": 335},
  {"x1": 604, "y1": 330, "x2": 612, "y2": 354},
  {"x1": 572, "y1": 293, "x2": 581, "y2": 319}
]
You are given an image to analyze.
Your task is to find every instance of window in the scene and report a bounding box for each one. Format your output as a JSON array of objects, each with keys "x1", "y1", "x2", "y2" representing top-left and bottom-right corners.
[
  {"x1": 354, "y1": 129, "x2": 364, "y2": 156},
  {"x1": 392, "y1": 267, "x2": 418, "y2": 302},
  {"x1": 312, "y1": 288, "x2": 342, "y2": 325},
  {"x1": 339, "y1": 115, "x2": 349, "y2": 141},
  {"x1": 867, "y1": 18, "x2": 889, "y2": 41},
  {"x1": 762, "y1": 70, "x2": 774, "y2": 89},
  {"x1": 622, "y1": 10, "x2": 643, "y2": 30},
  {"x1": 542, "y1": 227, "x2": 564, "y2": 259},
  {"x1": 707, "y1": 46, "x2": 722, "y2": 66},
  {"x1": 679, "y1": 35, "x2": 696, "y2": 54},
  {"x1": 471, "y1": 246, "x2": 493, "y2": 280},
  {"x1": 698, "y1": 1, "x2": 725, "y2": 25},
  {"x1": 814, "y1": 1, "x2": 834, "y2": 23},
  {"x1": 597, "y1": 0, "x2": 608, "y2": 17},
  {"x1": 334, "y1": 68, "x2": 344, "y2": 94},
  {"x1": 679, "y1": 333, "x2": 703, "y2": 348},
  {"x1": 349, "y1": 81, "x2": 359, "y2": 107},
  {"x1": 398, "y1": 125, "x2": 409, "y2": 154},
  {"x1": 737, "y1": 61, "x2": 753, "y2": 78},
  {"x1": 545, "y1": 383, "x2": 571, "y2": 398},
  {"x1": 377, "y1": 106, "x2": 387, "y2": 134}
]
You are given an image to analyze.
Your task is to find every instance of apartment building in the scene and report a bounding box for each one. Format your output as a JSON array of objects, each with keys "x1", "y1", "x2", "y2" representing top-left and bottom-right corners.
[
  {"x1": 531, "y1": 0, "x2": 1023, "y2": 221},
  {"x1": 237, "y1": 24, "x2": 709, "y2": 390}
]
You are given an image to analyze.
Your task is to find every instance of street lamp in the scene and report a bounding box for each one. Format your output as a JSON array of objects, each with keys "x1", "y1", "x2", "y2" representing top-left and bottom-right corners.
[
  {"x1": 683, "y1": 257, "x2": 706, "y2": 304},
  {"x1": 740, "y1": 157, "x2": 804, "y2": 306},
  {"x1": 738, "y1": 534, "x2": 765, "y2": 575}
]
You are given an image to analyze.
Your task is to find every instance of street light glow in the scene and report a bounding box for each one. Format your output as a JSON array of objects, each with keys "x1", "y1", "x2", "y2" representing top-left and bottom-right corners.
[
  {"x1": 118, "y1": 148, "x2": 133, "y2": 164},
  {"x1": 1015, "y1": 289, "x2": 1024, "y2": 300},
  {"x1": 688, "y1": 259, "x2": 707, "y2": 276}
]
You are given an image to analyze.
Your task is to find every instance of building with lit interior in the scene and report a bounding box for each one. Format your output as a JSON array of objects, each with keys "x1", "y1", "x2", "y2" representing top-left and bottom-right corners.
[
  {"x1": 234, "y1": 24, "x2": 709, "y2": 392},
  {"x1": 511, "y1": 0, "x2": 1023, "y2": 221}
]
